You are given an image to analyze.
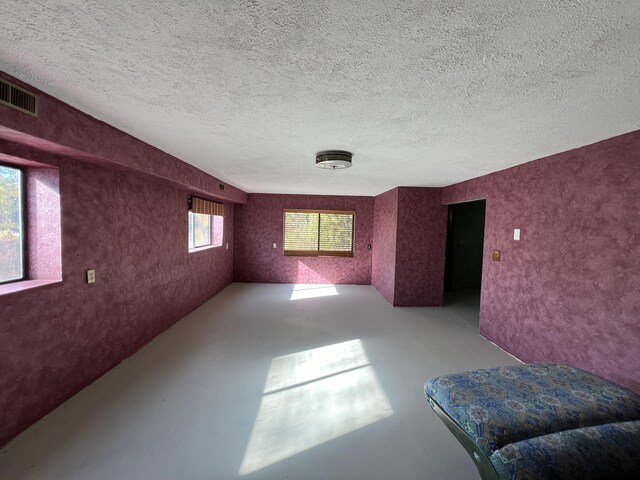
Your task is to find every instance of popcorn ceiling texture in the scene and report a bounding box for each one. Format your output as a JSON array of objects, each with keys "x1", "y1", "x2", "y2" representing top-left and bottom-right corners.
[
  {"x1": 2, "y1": 1, "x2": 640, "y2": 195},
  {"x1": 443, "y1": 130, "x2": 640, "y2": 394}
]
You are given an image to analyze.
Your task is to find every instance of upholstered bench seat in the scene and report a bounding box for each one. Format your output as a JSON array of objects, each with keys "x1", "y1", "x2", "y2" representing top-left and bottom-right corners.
[
  {"x1": 424, "y1": 364, "x2": 640, "y2": 479},
  {"x1": 490, "y1": 421, "x2": 640, "y2": 479}
]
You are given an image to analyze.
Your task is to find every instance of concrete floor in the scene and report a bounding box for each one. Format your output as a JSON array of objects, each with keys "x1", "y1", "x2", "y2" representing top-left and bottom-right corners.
[{"x1": 0, "y1": 284, "x2": 519, "y2": 480}]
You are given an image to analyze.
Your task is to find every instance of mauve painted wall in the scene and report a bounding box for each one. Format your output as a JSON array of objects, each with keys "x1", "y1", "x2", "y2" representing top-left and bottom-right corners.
[
  {"x1": 394, "y1": 187, "x2": 447, "y2": 306},
  {"x1": 234, "y1": 194, "x2": 373, "y2": 284},
  {"x1": 27, "y1": 166, "x2": 62, "y2": 279},
  {"x1": 371, "y1": 188, "x2": 398, "y2": 304},
  {"x1": 0, "y1": 152, "x2": 234, "y2": 447},
  {"x1": 442, "y1": 130, "x2": 640, "y2": 393}
]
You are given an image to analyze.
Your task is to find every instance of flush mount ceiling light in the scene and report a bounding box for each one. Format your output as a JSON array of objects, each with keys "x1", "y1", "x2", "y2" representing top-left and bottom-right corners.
[{"x1": 315, "y1": 150, "x2": 353, "y2": 170}]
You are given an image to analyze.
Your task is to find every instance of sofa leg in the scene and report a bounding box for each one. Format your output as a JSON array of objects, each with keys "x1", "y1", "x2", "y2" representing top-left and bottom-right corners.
[{"x1": 428, "y1": 398, "x2": 499, "y2": 480}]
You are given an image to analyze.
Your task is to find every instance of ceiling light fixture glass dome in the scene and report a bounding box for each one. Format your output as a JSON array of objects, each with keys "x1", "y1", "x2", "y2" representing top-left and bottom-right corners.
[{"x1": 315, "y1": 150, "x2": 353, "y2": 169}]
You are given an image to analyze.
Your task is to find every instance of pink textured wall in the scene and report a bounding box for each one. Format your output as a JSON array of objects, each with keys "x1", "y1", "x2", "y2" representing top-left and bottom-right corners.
[
  {"x1": 443, "y1": 130, "x2": 640, "y2": 393},
  {"x1": 26, "y1": 166, "x2": 62, "y2": 280},
  {"x1": 372, "y1": 188, "x2": 398, "y2": 304},
  {"x1": 394, "y1": 188, "x2": 447, "y2": 306},
  {"x1": 0, "y1": 72, "x2": 242, "y2": 446},
  {"x1": 372, "y1": 187, "x2": 447, "y2": 306},
  {"x1": 0, "y1": 150, "x2": 234, "y2": 447},
  {"x1": 234, "y1": 194, "x2": 373, "y2": 284}
]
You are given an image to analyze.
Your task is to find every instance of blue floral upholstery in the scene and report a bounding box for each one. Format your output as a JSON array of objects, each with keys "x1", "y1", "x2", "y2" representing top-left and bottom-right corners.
[
  {"x1": 424, "y1": 364, "x2": 640, "y2": 458},
  {"x1": 490, "y1": 421, "x2": 640, "y2": 479}
]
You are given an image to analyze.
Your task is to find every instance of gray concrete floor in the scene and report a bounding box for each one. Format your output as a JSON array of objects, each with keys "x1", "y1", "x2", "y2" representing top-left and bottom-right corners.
[{"x1": 0, "y1": 284, "x2": 519, "y2": 480}]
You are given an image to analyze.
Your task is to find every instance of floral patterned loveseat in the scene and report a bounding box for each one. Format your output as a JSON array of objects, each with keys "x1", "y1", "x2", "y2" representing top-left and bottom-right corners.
[{"x1": 424, "y1": 364, "x2": 640, "y2": 480}]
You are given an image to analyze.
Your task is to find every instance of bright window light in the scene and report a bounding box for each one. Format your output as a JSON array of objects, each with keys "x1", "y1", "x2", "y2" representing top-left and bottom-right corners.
[
  {"x1": 289, "y1": 283, "x2": 338, "y2": 301},
  {"x1": 239, "y1": 339, "x2": 393, "y2": 475},
  {"x1": 0, "y1": 165, "x2": 24, "y2": 284},
  {"x1": 188, "y1": 211, "x2": 211, "y2": 249},
  {"x1": 188, "y1": 212, "x2": 223, "y2": 250}
]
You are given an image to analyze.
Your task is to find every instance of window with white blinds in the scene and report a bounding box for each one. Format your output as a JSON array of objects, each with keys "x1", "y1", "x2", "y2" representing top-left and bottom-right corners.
[{"x1": 283, "y1": 210, "x2": 354, "y2": 257}]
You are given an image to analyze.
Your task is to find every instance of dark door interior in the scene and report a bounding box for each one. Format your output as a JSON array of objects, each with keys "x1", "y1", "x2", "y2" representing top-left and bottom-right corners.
[{"x1": 444, "y1": 200, "x2": 486, "y2": 292}]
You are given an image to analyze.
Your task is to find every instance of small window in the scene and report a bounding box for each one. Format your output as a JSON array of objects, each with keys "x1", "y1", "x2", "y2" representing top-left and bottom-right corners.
[
  {"x1": 187, "y1": 195, "x2": 224, "y2": 251},
  {"x1": 0, "y1": 164, "x2": 25, "y2": 284},
  {"x1": 284, "y1": 209, "x2": 354, "y2": 257},
  {"x1": 188, "y1": 212, "x2": 223, "y2": 250}
]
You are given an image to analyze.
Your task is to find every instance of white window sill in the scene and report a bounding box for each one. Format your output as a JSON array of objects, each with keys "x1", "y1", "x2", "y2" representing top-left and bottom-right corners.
[
  {"x1": 0, "y1": 278, "x2": 62, "y2": 297},
  {"x1": 188, "y1": 244, "x2": 222, "y2": 253}
]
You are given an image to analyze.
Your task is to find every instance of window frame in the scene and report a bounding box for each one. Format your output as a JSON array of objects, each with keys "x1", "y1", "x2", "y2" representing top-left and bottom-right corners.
[
  {"x1": 283, "y1": 209, "x2": 355, "y2": 258},
  {"x1": 188, "y1": 211, "x2": 223, "y2": 252},
  {"x1": 0, "y1": 162, "x2": 27, "y2": 285}
]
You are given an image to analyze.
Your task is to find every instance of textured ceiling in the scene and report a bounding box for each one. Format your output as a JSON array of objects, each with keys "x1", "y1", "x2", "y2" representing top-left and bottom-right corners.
[{"x1": 1, "y1": 1, "x2": 639, "y2": 196}]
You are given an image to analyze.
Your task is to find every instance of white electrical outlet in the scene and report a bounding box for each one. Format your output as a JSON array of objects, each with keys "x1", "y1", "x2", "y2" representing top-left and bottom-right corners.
[
  {"x1": 86, "y1": 269, "x2": 96, "y2": 284},
  {"x1": 226, "y1": 243, "x2": 229, "y2": 250},
  {"x1": 514, "y1": 228, "x2": 521, "y2": 241},
  {"x1": 273, "y1": 242, "x2": 277, "y2": 248}
]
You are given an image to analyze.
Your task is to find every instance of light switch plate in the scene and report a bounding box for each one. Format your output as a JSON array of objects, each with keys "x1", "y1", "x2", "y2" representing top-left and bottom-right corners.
[
  {"x1": 514, "y1": 228, "x2": 521, "y2": 241},
  {"x1": 86, "y1": 269, "x2": 96, "y2": 284},
  {"x1": 226, "y1": 242, "x2": 229, "y2": 250},
  {"x1": 273, "y1": 242, "x2": 277, "y2": 248},
  {"x1": 492, "y1": 250, "x2": 501, "y2": 262}
]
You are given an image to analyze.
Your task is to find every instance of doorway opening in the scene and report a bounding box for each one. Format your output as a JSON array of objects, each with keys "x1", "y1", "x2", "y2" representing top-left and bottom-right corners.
[{"x1": 443, "y1": 200, "x2": 486, "y2": 314}]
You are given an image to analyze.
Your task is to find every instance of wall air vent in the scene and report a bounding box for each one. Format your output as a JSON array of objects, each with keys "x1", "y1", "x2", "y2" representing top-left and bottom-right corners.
[{"x1": 0, "y1": 79, "x2": 38, "y2": 116}]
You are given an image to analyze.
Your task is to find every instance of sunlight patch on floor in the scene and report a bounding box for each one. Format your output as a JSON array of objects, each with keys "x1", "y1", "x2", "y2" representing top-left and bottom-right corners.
[
  {"x1": 264, "y1": 339, "x2": 369, "y2": 393},
  {"x1": 239, "y1": 340, "x2": 393, "y2": 475},
  {"x1": 289, "y1": 283, "x2": 338, "y2": 301}
]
